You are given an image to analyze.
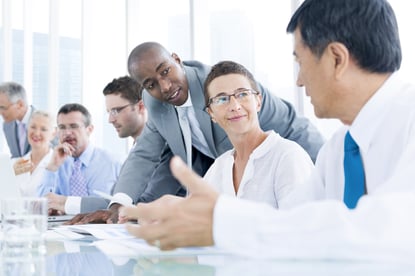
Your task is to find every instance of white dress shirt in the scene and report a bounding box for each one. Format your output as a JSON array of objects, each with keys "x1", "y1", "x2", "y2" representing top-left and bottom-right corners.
[
  {"x1": 212, "y1": 73, "x2": 415, "y2": 260},
  {"x1": 304, "y1": 72, "x2": 415, "y2": 201},
  {"x1": 204, "y1": 131, "x2": 314, "y2": 209}
]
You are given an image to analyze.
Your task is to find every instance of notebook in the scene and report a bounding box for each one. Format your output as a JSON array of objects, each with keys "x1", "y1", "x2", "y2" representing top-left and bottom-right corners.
[{"x1": 0, "y1": 153, "x2": 74, "y2": 222}]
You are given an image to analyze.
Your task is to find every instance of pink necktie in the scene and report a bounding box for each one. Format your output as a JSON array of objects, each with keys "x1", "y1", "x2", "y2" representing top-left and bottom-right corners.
[
  {"x1": 70, "y1": 158, "x2": 88, "y2": 196},
  {"x1": 18, "y1": 122, "x2": 26, "y2": 155}
]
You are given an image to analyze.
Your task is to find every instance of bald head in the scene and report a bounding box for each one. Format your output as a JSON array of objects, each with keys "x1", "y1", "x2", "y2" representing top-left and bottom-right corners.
[
  {"x1": 126, "y1": 42, "x2": 189, "y2": 106},
  {"x1": 127, "y1": 42, "x2": 171, "y2": 79}
]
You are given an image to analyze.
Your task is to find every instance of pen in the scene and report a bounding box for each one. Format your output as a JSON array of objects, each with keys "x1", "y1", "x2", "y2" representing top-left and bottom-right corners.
[{"x1": 93, "y1": 190, "x2": 135, "y2": 207}]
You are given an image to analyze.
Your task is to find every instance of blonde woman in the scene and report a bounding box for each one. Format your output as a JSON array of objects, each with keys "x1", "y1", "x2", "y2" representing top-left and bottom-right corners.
[
  {"x1": 13, "y1": 110, "x2": 55, "y2": 196},
  {"x1": 203, "y1": 61, "x2": 314, "y2": 209}
]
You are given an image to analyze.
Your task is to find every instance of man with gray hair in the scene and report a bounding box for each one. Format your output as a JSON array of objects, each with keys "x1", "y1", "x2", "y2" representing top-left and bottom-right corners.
[{"x1": 0, "y1": 82, "x2": 34, "y2": 158}]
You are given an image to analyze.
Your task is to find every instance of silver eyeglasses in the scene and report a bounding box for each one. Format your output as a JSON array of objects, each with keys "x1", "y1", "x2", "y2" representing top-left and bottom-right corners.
[
  {"x1": 206, "y1": 88, "x2": 259, "y2": 108},
  {"x1": 108, "y1": 102, "x2": 137, "y2": 117},
  {"x1": 57, "y1": 124, "x2": 84, "y2": 132}
]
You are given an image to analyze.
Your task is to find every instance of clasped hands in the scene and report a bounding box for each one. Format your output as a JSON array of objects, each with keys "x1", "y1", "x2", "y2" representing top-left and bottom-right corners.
[{"x1": 13, "y1": 158, "x2": 33, "y2": 175}]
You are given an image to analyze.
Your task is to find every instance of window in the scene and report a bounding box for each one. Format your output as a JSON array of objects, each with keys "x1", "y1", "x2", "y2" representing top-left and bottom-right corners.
[{"x1": 2, "y1": 0, "x2": 415, "y2": 154}]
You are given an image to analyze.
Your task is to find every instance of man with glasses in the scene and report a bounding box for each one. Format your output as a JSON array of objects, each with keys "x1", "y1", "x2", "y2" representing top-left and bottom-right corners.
[
  {"x1": 47, "y1": 77, "x2": 149, "y2": 216},
  {"x1": 66, "y1": 42, "x2": 325, "y2": 224},
  {"x1": 38, "y1": 103, "x2": 121, "y2": 215},
  {"x1": 121, "y1": 0, "x2": 415, "y2": 260},
  {"x1": 0, "y1": 82, "x2": 35, "y2": 158},
  {"x1": 103, "y1": 76, "x2": 147, "y2": 142}
]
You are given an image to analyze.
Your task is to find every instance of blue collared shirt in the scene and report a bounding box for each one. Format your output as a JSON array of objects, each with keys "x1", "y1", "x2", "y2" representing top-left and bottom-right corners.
[{"x1": 37, "y1": 143, "x2": 121, "y2": 196}]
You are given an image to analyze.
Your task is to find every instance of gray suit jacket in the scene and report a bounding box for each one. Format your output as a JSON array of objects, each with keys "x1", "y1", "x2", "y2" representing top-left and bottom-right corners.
[
  {"x1": 3, "y1": 106, "x2": 34, "y2": 158},
  {"x1": 80, "y1": 60, "x2": 325, "y2": 211}
]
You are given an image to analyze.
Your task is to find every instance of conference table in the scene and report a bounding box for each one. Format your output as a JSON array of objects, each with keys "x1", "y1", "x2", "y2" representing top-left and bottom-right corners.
[{"x1": 2, "y1": 238, "x2": 415, "y2": 276}]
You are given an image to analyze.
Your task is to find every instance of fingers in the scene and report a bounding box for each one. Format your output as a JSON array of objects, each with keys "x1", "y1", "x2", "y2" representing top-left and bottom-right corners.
[
  {"x1": 13, "y1": 159, "x2": 32, "y2": 175},
  {"x1": 120, "y1": 205, "x2": 146, "y2": 221},
  {"x1": 46, "y1": 193, "x2": 67, "y2": 212},
  {"x1": 125, "y1": 221, "x2": 185, "y2": 251},
  {"x1": 57, "y1": 143, "x2": 75, "y2": 157},
  {"x1": 15, "y1": 158, "x2": 30, "y2": 165},
  {"x1": 120, "y1": 195, "x2": 181, "y2": 222},
  {"x1": 48, "y1": 208, "x2": 57, "y2": 216},
  {"x1": 73, "y1": 210, "x2": 112, "y2": 225},
  {"x1": 117, "y1": 214, "x2": 129, "y2": 224},
  {"x1": 125, "y1": 223, "x2": 169, "y2": 248},
  {"x1": 170, "y1": 156, "x2": 211, "y2": 195},
  {"x1": 64, "y1": 213, "x2": 87, "y2": 225}
]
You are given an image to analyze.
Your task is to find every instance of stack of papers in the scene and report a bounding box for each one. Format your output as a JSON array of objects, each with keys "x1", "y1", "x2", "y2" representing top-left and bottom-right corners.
[
  {"x1": 58, "y1": 224, "x2": 134, "y2": 239},
  {"x1": 47, "y1": 224, "x2": 226, "y2": 257}
]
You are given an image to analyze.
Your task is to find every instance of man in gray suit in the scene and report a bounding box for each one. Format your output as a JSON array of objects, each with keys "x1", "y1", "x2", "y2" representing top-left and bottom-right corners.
[
  {"x1": 0, "y1": 82, "x2": 34, "y2": 158},
  {"x1": 68, "y1": 42, "x2": 325, "y2": 224}
]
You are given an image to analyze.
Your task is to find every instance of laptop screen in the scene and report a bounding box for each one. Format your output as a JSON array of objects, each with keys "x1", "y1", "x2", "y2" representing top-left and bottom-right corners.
[{"x1": 0, "y1": 153, "x2": 21, "y2": 200}]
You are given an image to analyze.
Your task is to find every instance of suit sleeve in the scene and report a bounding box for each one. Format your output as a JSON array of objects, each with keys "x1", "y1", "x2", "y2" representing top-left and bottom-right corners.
[
  {"x1": 111, "y1": 120, "x2": 184, "y2": 202},
  {"x1": 80, "y1": 197, "x2": 110, "y2": 212},
  {"x1": 213, "y1": 193, "x2": 415, "y2": 260},
  {"x1": 131, "y1": 145, "x2": 186, "y2": 203},
  {"x1": 3, "y1": 122, "x2": 20, "y2": 158},
  {"x1": 258, "y1": 82, "x2": 325, "y2": 163}
]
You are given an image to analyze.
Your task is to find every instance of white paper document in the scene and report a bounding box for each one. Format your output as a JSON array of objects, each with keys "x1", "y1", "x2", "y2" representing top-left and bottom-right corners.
[
  {"x1": 94, "y1": 238, "x2": 227, "y2": 257},
  {"x1": 47, "y1": 223, "x2": 226, "y2": 257},
  {"x1": 46, "y1": 227, "x2": 87, "y2": 241},
  {"x1": 46, "y1": 223, "x2": 133, "y2": 241},
  {"x1": 61, "y1": 224, "x2": 134, "y2": 239}
]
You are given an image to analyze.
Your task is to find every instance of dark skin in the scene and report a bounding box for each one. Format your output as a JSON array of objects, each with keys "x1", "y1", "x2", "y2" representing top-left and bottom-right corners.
[
  {"x1": 64, "y1": 203, "x2": 120, "y2": 225},
  {"x1": 132, "y1": 48, "x2": 189, "y2": 107},
  {"x1": 65, "y1": 43, "x2": 190, "y2": 225}
]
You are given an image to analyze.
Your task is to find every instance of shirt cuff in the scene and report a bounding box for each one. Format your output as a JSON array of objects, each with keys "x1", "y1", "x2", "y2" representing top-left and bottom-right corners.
[
  {"x1": 213, "y1": 195, "x2": 241, "y2": 247},
  {"x1": 65, "y1": 196, "x2": 82, "y2": 214},
  {"x1": 109, "y1": 193, "x2": 133, "y2": 207}
]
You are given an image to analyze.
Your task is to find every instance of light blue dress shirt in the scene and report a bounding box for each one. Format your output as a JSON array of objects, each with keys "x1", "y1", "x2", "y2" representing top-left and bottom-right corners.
[{"x1": 37, "y1": 143, "x2": 121, "y2": 196}]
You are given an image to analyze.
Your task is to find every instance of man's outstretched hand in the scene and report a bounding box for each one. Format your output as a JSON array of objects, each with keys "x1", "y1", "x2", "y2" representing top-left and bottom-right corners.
[
  {"x1": 64, "y1": 204, "x2": 121, "y2": 225},
  {"x1": 121, "y1": 156, "x2": 219, "y2": 250}
]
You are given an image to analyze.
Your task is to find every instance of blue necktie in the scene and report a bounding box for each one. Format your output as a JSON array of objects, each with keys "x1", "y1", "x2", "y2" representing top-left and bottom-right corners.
[{"x1": 343, "y1": 131, "x2": 365, "y2": 209}]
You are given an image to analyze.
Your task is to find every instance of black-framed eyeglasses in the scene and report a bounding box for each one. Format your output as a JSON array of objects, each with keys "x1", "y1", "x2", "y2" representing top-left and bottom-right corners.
[
  {"x1": 108, "y1": 102, "x2": 137, "y2": 117},
  {"x1": 206, "y1": 88, "x2": 259, "y2": 108}
]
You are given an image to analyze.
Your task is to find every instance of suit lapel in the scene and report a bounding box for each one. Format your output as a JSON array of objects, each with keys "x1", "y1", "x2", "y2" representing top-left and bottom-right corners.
[
  {"x1": 158, "y1": 103, "x2": 187, "y2": 162},
  {"x1": 13, "y1": 122, "x2": 23, "y2": 155}
]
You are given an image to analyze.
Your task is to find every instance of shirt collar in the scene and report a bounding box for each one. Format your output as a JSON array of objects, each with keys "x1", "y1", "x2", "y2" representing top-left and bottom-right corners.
[
  {"x1": 176, "y1": 91, "x2": 193, "y2": 109},
  {"x1": 73, "y1": 143, "x2": 94, "y2": 167},
  {"x1": 349, "y1": 72, "x2": 400, "y2": 153},
  {"x1": 19, "y1": 106, "x2": 32, "y2": 125}
]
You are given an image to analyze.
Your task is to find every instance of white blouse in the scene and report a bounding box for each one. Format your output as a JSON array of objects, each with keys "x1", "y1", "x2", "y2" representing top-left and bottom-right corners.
[
  {"x1": 203, "y1": 131, "x2": 314, "y2": 209},
  {"x1": 13, "y1": 149, "x2": 53, "y2": 196}
]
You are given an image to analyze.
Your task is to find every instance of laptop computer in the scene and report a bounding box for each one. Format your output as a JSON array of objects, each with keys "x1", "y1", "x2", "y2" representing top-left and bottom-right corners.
[
  {"x1": 0, "y1": 152, "x2": 21, "y2": 199},
  {"x1": 0, "y1": 153, "x2": 74, "y2": 222}
]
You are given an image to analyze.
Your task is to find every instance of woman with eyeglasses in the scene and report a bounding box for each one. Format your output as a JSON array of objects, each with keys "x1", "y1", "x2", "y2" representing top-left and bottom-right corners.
[
  {"x1": 12, "y1": 110, "x2": 56, "y2": 196},
  {"x1": 203, "y1": 61, "x2": 314, "y2": 209}
]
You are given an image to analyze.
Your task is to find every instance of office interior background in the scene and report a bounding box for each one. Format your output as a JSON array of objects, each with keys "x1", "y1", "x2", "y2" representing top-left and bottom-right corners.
[{"x1": 1, "y1": 0, "x2": 414, "y2": 161}]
